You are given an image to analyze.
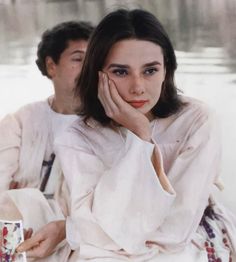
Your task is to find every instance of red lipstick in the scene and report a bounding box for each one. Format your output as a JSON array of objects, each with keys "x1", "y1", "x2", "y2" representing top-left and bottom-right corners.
[{"x1": 128, "y1": 100, "x2": 148, "y2": 108}]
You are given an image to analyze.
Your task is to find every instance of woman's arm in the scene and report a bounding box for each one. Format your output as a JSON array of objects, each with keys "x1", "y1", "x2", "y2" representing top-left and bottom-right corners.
[
  {"x1": 55, "y1": 127, "x2": 176, "y2": 254},
  {"x1": 98, "y1": 72, "x2": 173, "y2": 194},
  {"x1": 148, "y1": 107, "x2": 221, "y2": 252},
  {"x1": 56, "y1": 83, "x2": 221, "y2": 255}
]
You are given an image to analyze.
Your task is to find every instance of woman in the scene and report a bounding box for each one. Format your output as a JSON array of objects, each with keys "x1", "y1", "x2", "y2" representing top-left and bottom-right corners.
[{"x1": 55, "y1": 9, "x2": 236, "y2": 261}]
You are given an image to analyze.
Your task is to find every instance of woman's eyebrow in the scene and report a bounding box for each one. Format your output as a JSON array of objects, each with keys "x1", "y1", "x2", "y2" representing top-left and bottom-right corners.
[
  {"x1": 143, "y1": 61, "x2": 162, "y2": 67},
  {"x1": 107, "y1": 61, "x2": 162, "y2": 69},
  {"x1": 107, "y1": 63, "x2": 129, "y2": 69}
]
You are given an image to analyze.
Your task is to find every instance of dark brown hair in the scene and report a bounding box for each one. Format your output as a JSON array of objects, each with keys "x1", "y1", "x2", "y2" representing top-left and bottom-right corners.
[
  {"x1": 76, "y1": 9, "x2": 185, "y2": 124},
  {"x1": 36, "y1": 21, "x2": 94, "y2": 78}
]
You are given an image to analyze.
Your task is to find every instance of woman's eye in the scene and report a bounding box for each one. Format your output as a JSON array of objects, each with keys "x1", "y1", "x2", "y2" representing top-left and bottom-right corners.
[
  {"x1": 144, "y1": 67, "x2": 158, "y2": 75},
  {"x1": 112, "y1": 69, "x2": 128, "y2": 76}
]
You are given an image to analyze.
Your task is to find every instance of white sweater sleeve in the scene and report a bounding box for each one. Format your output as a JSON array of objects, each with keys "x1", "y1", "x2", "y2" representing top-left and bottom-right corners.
[
  {"x1": 55, "y1": 130, "x2": 175, "y2": 253},
  {"x1": 0, "y1": 114, "x2": 21, "y2": 192},
  {"x1": 148, "y1": 109, "x2": 221, "y2": 252},
  {"x1": 55, "y1": 107, "x2": 220, "y2": 254}
]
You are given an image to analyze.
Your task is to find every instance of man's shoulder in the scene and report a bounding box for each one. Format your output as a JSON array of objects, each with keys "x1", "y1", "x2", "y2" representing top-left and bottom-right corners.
[
  {"x1": 0, "y1": 99, "x2": 50, "y2": 130},
  {"x1": 14, "y1": 99, "x2": 49, "y2": 116},
  {"x1": 55, "y1": 116, "x2": 108, "y2": 151}
]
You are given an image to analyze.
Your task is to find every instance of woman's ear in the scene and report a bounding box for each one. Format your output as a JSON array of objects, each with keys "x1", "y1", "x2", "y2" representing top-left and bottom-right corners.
[{"x1": 45, "y1": 56, "x2": 56, "y2": 78}]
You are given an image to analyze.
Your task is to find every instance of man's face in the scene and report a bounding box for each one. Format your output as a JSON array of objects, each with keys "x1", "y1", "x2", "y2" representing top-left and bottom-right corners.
[{"x1": 47, "y1": 39, "x2": 88, "y2": 94}]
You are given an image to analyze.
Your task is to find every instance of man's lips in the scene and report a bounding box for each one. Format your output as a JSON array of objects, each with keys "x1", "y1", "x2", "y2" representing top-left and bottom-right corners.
[{"x1": 128, "y1": 100, "x2": 148, "y2": 108}]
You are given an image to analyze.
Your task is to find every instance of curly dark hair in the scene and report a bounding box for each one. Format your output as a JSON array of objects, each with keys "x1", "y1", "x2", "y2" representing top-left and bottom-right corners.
[{"x1": 36, "y1": 21, "x2": 94, "y2": 78}]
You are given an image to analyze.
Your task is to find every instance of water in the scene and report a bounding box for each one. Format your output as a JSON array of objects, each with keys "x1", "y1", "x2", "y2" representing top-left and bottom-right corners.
[{"x1": 0, "y1": 0, "x2": 236, "y2": 211}]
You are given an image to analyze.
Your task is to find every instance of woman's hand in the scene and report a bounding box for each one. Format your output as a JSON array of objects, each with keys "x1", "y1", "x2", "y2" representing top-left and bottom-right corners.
[
  {"x1": 16, "y1": 220, "x2": 66, "y2": 258},
  {"x1": 98, "y1": 71, "x2": 151, "y2": 141}
]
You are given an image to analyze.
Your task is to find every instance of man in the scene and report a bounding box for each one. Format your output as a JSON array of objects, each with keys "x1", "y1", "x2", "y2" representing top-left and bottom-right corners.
[{"x1": 0, "y1": 21, "x2": 94, "y2": 261}]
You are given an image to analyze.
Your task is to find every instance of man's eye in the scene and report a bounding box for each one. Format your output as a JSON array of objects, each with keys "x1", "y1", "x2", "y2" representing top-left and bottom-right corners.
[
  {"x1": 144, "y1": 68, "x2": 158, "y2": 75},
  {"x1": 112, "y1": 69, "x2": 128, "y2": 76},
  {"x1": 72, "y1": 57, "x2": 83, "y2": 62}
]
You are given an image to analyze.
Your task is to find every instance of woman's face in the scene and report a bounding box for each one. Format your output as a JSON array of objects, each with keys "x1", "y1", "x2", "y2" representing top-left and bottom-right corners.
[{"x1": 102, "y1": 39, "x2": 166, "y2": 120}]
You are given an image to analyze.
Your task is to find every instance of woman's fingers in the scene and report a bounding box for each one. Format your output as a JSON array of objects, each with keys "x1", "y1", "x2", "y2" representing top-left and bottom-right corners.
[
  {"x1": 98, "y1": 71, "x2": 137, "y2": 119},
  {"x1": 98, "y1": 71, "x2": 110, "y2": 112},
  {"x1": 108, "y1": 77, "x2": 127, "y2": 109},
  {"x1": 98, "y1": 72, "x2": 119, "y2": 117}
]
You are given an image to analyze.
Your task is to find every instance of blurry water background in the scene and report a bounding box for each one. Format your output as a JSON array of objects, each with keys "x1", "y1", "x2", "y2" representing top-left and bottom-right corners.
[{"x1": 0, "y1": 0, "x2": 236, "y2": 211}]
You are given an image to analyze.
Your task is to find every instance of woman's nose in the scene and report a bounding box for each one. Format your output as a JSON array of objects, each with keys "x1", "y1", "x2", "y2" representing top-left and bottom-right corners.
[{"x1": 129, "y1": 75, "x2": 145, "y2": 95}]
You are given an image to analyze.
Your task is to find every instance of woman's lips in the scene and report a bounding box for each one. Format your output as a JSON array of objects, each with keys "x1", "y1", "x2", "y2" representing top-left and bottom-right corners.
[{"x1": 128, "y1": 100, "x2": 148, "y2": 108}]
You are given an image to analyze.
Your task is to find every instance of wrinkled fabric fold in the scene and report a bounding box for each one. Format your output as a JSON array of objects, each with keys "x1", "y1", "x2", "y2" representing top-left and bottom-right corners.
[{"x1": 55, "y1": 96, "x2": 236, "y2": 261}]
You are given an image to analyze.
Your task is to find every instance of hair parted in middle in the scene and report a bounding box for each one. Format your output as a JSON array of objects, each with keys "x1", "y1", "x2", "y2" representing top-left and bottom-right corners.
[{"x1": 76, "y1": 9, "x2": 185, "y2": 125}]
